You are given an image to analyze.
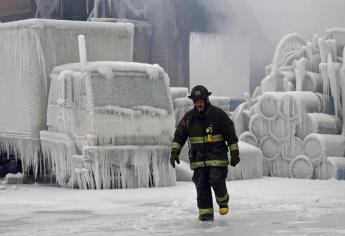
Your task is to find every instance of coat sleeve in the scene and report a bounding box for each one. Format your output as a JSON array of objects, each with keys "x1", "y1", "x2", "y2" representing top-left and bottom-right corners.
[
  {"x1": 171, "y1": 114, "x2": 189, "y2": 157},
  {"x1": 219, "y1": 110, "x2": 239, "y2": 157}
]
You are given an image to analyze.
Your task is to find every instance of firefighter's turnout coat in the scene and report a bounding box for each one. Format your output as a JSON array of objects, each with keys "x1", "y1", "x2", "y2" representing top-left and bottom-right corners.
[{"x1": 171, "y1": 104, "x2": 238, "y2": 169}]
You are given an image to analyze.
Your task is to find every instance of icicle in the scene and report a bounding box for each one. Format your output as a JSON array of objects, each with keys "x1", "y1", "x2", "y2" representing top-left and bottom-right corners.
[
  {"x1": 340, "y1": 48, "x2": 345, "y2": 135},
  {"x1": 78, "y1": 34, "x2": 87, "y2": 65},
  {"x1": 295, "y1": 58, "x2": 306, "y2": 91},
  {"x1": 326, "y1": 54, "x2": 342, "y2": 117}
]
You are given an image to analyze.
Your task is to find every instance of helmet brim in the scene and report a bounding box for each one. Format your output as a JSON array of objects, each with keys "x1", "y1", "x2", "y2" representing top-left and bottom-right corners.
[{"x1": 188, "y1": 92, "x2": 212, "y2": 100}]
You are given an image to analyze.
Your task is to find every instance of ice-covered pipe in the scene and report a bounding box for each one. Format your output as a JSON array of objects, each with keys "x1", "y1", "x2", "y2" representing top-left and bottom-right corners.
[
  {"x1": 289, "y1": 155, "x2": 313, "y2": 179},
  {"x1": 278, "y1": 91, "x2": 322, "y2": 121},
  {"x1": 282, "y1": 137, "x2": 303, "y2": 161},
  {"x1": 249, "y1": 113, "x2": 269, "y2": 139},
  {"x1": 78, "y1": 34, "x2": 87, "y2": 65},
  {"x1": 314, "y1": 156, "x2": 345, "y2": 180},
  {"x1": 273, "y1": 33, "x2": 306, "y2": 66},
  {"x1": 316, "y1": 92, "x2": 335, "y2": 115},
  {"x1": 258, "y1": 92, "x2": 285, "y2": 120},
  {"x1": 268, "y1": 159, "x2": 290, "y2": 177},
  {"x1": 270, "y1": 115, "x2": 296, "y2": 140},
  {"x1": 301, "y1": 72, "x2": 323, "y2": 93},
  {"x1": 303, "y1": 133, "x2": 345, "y2": 164},
  {"x1": 296, "y1": 113, "x2": 341, "y2": 139},
  {"x1": 259, "y1": 136, "x2": 281, "y2": 160}
]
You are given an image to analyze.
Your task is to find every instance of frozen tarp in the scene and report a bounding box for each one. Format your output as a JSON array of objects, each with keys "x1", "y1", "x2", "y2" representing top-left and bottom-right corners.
[
  {"x1": 227, "y1": 141, "x2": 263, "y2": 180},
  {"x1": 238, "y1": 131, "x2": 258, "y2": 147},
  {"x1": 0, "y1": 19, "x2": 134, "y2": 174}
]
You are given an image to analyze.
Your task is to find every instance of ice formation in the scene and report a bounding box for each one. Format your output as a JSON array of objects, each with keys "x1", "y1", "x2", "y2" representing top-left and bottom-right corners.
[
  {"x1": 0, "y1": 19, "x2": 134, "y2": 177},
  {"x1": 234, "y1": 28, "x2": 345, "y2": 179}
]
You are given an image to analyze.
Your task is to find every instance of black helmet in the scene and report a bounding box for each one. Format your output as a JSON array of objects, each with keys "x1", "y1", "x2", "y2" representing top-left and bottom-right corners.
[{"x1": 188, "y1": 85, "x2": 212, "y2": 101}]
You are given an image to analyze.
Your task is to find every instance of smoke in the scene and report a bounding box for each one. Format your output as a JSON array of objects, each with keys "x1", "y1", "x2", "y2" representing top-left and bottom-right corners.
[{"x1": 190, "y1": 0, "x2": 345, "y2": 98}]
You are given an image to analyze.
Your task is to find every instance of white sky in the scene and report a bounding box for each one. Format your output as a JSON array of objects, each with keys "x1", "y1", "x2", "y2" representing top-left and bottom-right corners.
[{"x1": 1, "y1": 177, "x2": 345, "y2": 235}]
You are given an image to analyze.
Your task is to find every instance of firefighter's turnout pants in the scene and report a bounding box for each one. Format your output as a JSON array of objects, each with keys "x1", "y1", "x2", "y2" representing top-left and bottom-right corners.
[{"x1": 192, "y1": 166, "x2": 229, "y2": 220}]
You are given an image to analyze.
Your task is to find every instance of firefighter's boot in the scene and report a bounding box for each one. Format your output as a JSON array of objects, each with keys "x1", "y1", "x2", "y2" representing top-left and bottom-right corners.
[{"x1": 219, "y1": 206, "x2": 229, "y2": 215}]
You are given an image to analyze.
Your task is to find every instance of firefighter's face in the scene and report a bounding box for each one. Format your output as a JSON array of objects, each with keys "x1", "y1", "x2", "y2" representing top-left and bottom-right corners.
[{"x1": 194, "y1": 99, "x2": 205, "y2": 112}]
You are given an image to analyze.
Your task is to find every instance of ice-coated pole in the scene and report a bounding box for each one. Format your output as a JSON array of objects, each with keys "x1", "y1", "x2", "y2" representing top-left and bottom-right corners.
[{"x1": 78, "y1": 34, "x2": 87, "y2": 65}]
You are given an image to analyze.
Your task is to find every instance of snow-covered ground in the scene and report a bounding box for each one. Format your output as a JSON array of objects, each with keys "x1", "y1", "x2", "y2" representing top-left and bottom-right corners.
[{"x1": 0, "y1": 177, "x2": 345, "y2": 236}]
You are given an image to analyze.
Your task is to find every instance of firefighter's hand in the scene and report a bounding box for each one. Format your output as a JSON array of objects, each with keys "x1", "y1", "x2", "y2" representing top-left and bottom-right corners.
[
  {"x1": 230, "y1": 155, "x2": 240, "y2": 167},
  {"x1": 170, "y1": 153, "x2": 180, "y2": 168}
]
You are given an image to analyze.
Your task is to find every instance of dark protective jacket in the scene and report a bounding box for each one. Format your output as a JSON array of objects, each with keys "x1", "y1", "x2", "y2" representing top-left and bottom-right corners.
[{"x1": 171, "y1": 104, "x2": 238, "y2": 169}]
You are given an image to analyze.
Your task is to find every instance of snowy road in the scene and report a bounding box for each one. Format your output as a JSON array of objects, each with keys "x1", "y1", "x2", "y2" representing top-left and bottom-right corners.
[{"x1": 0, "y1": 177, "x2": 345, "y2": 236}]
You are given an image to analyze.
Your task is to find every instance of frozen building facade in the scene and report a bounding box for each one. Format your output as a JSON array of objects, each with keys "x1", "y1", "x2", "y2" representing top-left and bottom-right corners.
[
  {"x1": 0, "y1": 0, "x2": 223, "y2": 89},
  {"x1": 233, "y1": 30, "x2": 345, "y2": 180}
]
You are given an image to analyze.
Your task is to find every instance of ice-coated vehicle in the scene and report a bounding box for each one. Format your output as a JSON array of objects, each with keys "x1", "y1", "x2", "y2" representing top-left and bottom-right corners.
[{"x1": 41, "y1": 62, "x2": 176, "y2": 189}]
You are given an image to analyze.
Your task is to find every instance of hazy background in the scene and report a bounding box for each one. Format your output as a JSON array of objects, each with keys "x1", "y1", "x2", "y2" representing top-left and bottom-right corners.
[{"x1": 190, "y1": 0, "x2": 345, "y2": 98}]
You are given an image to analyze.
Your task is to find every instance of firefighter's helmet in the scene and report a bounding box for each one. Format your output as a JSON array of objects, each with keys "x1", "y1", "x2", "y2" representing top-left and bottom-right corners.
[{"x1": 188, "y1": 85, "x2": 212, "y2": 101}]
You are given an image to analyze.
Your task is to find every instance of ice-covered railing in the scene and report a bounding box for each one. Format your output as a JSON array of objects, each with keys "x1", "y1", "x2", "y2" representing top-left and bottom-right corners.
[
  {"x1": 272, "y1": 33, "x2": 306, "y2": 67},
  {"x1": 237, "y1": 29, "x2": 345, "y2": 179}
]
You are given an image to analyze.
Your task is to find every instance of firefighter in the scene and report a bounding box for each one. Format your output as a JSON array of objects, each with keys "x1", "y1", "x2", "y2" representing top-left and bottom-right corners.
[{"x1": 170, "y1": 85, "x2": 240, "y2": 222}]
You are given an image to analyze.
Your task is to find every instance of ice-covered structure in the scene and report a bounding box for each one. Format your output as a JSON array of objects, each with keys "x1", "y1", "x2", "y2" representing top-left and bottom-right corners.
[
  {"x1": 233, "y1": 28, "x2": 345, "y2": 180},
  {"x1": 0, "y1": 19, "x2": 176, "y2": 188},
  {"x1": 0, "y1": 19, "x2": 133, "y2": 176}
]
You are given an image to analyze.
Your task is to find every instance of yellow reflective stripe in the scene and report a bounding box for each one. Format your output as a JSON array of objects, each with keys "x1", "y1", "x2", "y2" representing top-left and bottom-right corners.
[
  {"x1": 229, "y1": 143, "x2": 239, "y2": 151},
  {"x1": 216, "y1": 193, "x2": 229, "y2": 203},
  {"x1": 212, "y1": 134, "x2": 224, "y2": 142},
  {"x1": 189, "y1": 137, "x2": 204, "y2": 144},
  {"x1": 191, "y1": 160, "x2": 229, "y2": 169},
  {"x1": 171, "y1": 142, "x2": 182, "y2": 150},
  {"x1": 189, "y1": 135, "x2": 224, "y2": 144},
  {"x1": 199, "y1": 208, "x2": 214, "y2": 216}
]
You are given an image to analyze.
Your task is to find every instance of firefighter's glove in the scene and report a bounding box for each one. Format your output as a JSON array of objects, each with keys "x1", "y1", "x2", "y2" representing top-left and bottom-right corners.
[
  {"x1": 230, "y1": 155, "x2": 240, "y2": 167},
  {"x1": 170, "y1": 153, "x2": 180, "y2": 168}
]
